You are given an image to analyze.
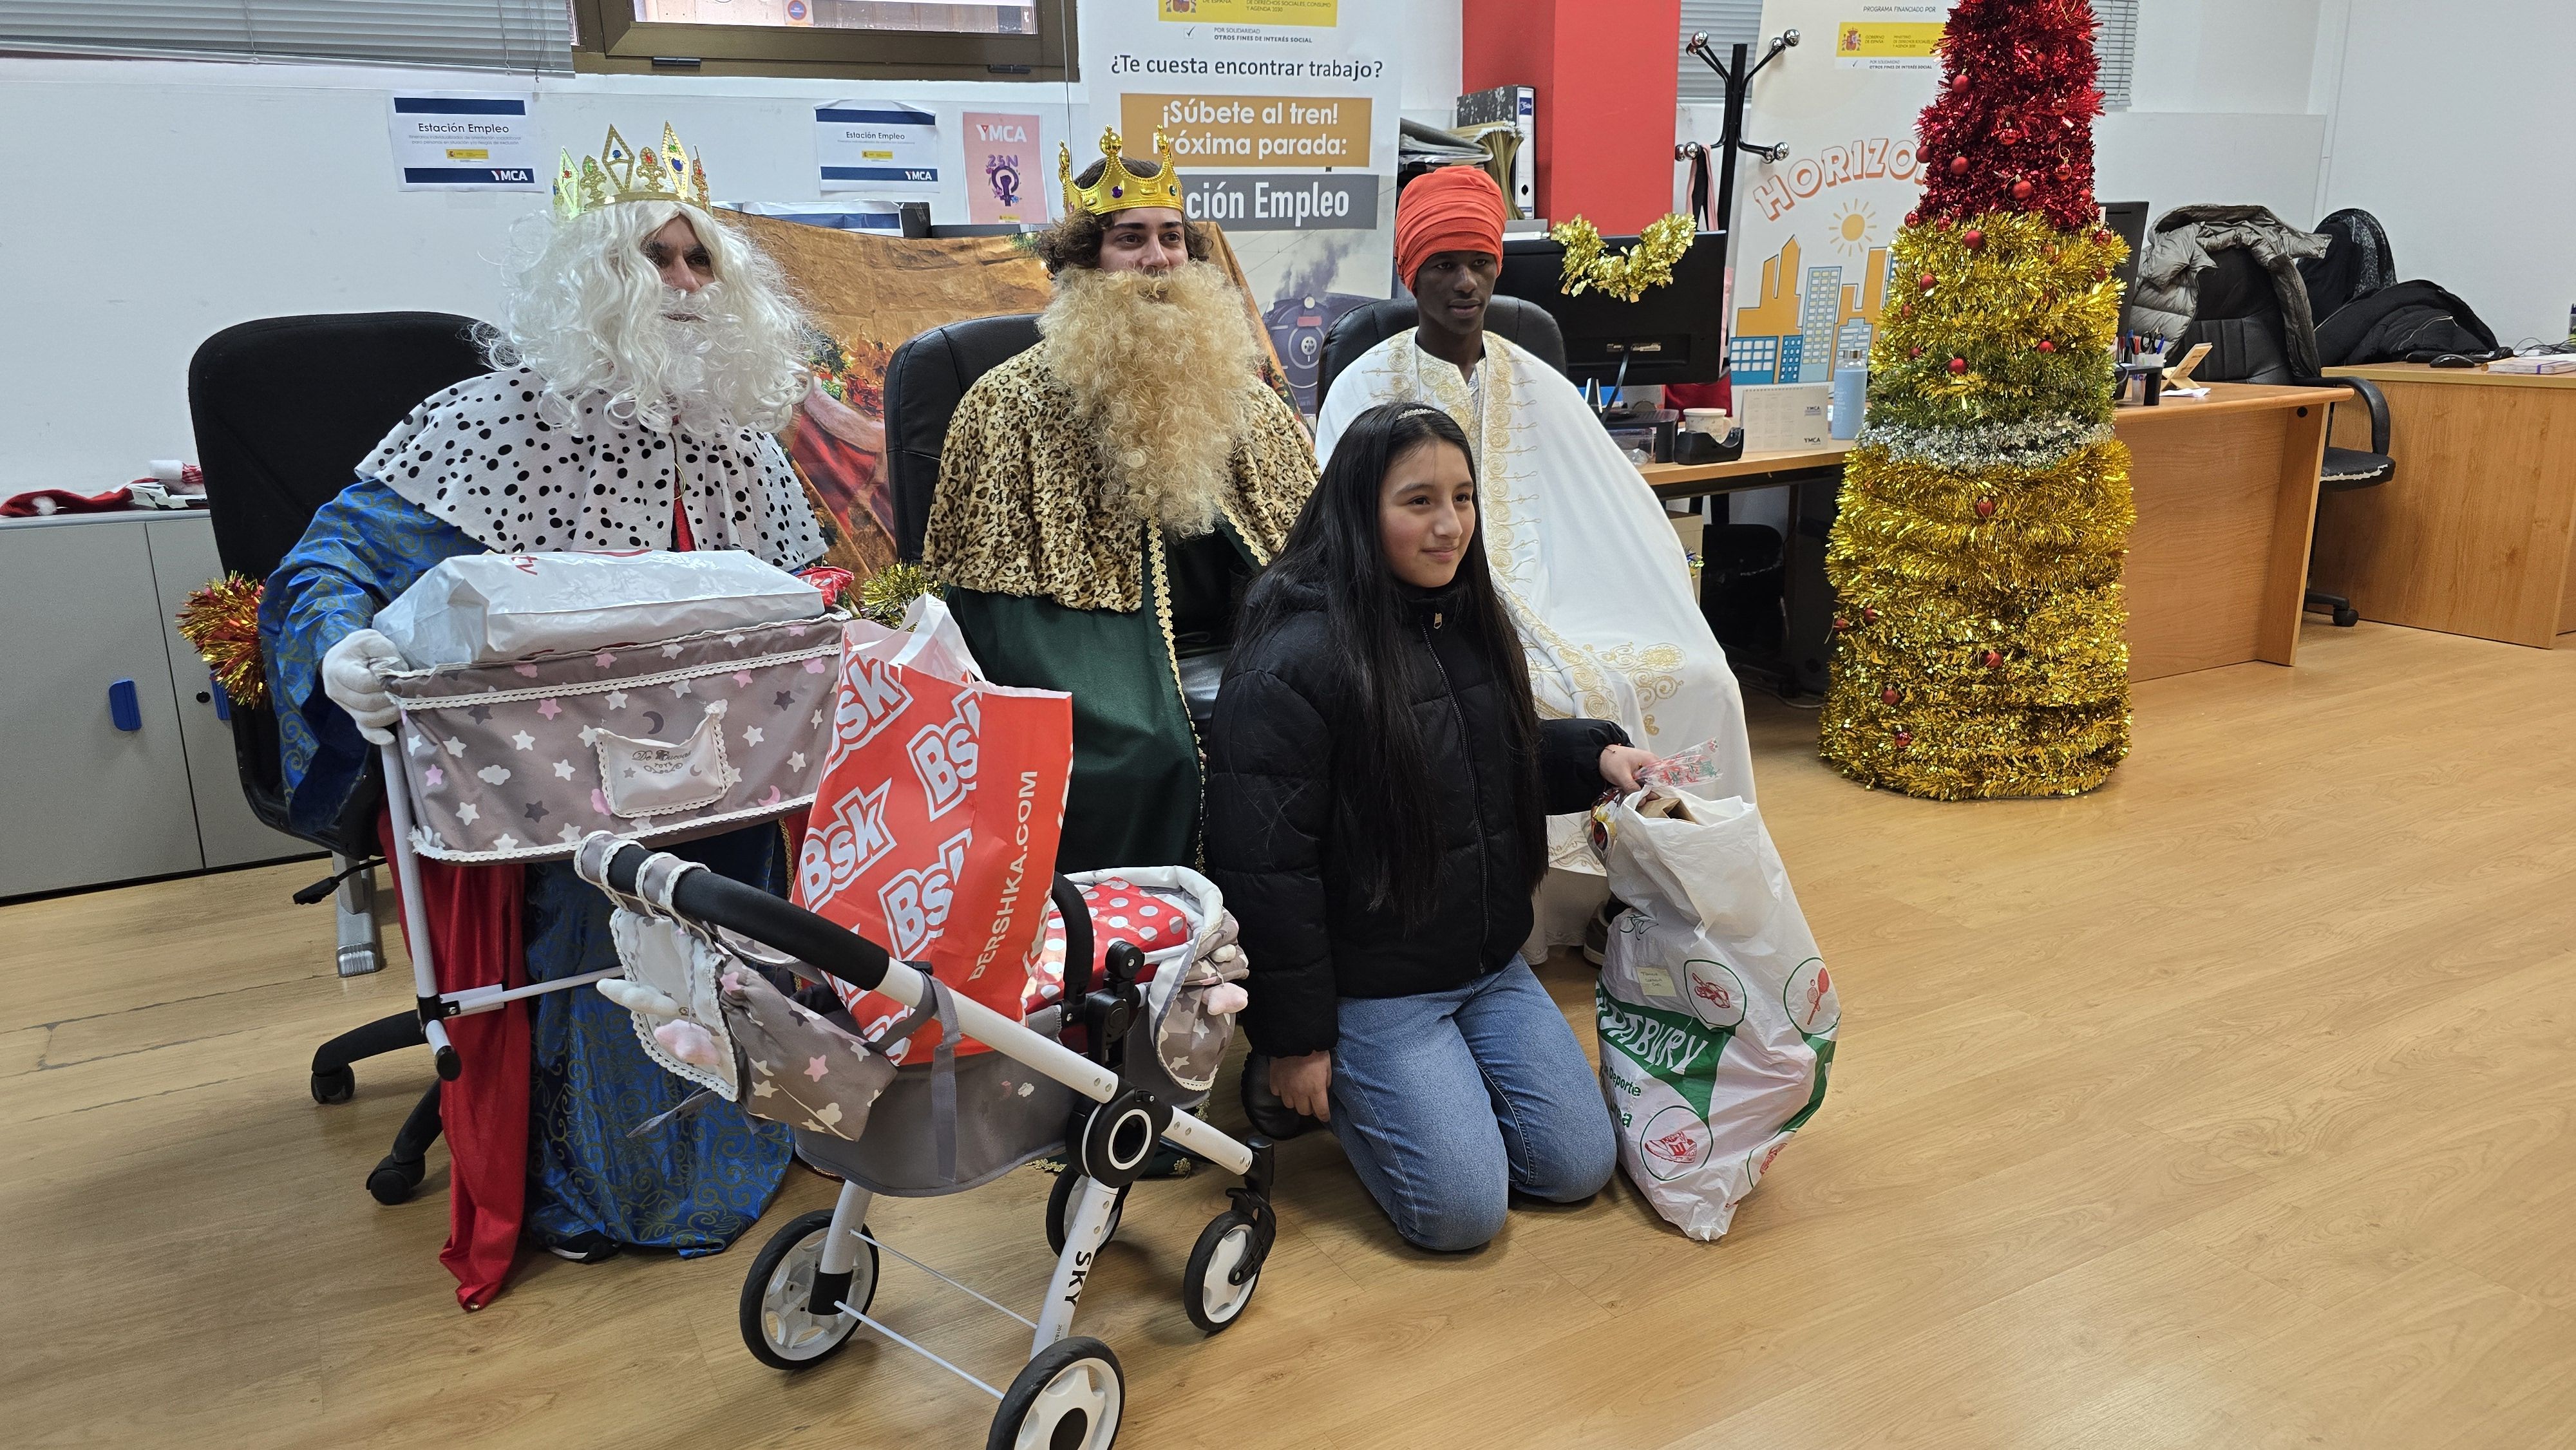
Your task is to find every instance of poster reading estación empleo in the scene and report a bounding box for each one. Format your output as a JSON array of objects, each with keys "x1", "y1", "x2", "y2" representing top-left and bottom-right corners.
[{"x1": 1079, "y1": 0, "x2": 1401, "y2": 413}]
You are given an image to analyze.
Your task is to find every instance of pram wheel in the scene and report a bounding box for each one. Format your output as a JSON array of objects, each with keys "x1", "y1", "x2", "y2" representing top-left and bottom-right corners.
[
  {"x1": 310, "y1": 1066, "x2": 355, "y2": 1105},
  {"x1": 1044, "y1": 1170, "x2": 1130, "y2": 1256},
  {"x1": 1181, "y1": 1210, "x2": 1262, "y2": 1333},
  {"x1": 740, "y1": 1209, "x2": 875, "y2": 1371},
  {"x1": 989, "y1": 1335, "x2": 1122, "y2": 1450}
]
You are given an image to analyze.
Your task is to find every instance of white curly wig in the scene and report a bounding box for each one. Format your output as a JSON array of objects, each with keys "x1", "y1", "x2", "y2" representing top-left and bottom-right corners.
[{"x1": 481, "y1": 200, "x2": 810, "y2": 435}]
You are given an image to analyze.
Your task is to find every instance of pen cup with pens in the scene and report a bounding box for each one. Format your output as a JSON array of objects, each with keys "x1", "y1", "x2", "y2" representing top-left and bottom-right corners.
[{"x1": 2117, "y1": 334, "x2": 2168, "y2": 408}]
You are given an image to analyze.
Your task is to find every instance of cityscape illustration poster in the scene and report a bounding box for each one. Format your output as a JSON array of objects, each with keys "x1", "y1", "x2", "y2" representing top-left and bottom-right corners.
[{"x1": 1727, "y1": 0, "x2": 1962, "y2": 386}]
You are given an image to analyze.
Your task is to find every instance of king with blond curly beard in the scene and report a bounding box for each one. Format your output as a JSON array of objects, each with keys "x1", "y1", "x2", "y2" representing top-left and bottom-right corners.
[{"x1": 925, "y1": 128, "x2": 1318, "y2": 872}]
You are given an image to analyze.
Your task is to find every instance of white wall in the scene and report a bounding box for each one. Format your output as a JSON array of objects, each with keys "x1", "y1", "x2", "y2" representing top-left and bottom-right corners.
[
  {"x1": 2314, "y1": 0, "x2": 2576, "y2": 346},
  {"x1": 1, "y1": 0, "x2": 1457, "y2": 492},
  {"x1": 2094, "y1": 0, "x2": 2327, "y2": 225}
]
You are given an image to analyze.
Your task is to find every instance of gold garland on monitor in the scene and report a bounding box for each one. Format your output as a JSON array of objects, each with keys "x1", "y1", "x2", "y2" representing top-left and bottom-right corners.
[{"x1": 1550, "y1": 212, "x2": 1696, "y2": 303}]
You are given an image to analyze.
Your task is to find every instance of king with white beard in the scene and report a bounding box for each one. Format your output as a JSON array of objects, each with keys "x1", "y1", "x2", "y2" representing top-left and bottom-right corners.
[{"x1": 258, "y1": 126, "x2": 819, "y2": 1307}]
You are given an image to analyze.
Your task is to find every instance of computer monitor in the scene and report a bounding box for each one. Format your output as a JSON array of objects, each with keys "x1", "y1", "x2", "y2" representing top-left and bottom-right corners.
[
  {"x1": 2101, "y1": 200, "x2": 2151, "y2": 334},
  {"x1": 1493, "y1": 231, "x2": 1730, "y2": 387}
]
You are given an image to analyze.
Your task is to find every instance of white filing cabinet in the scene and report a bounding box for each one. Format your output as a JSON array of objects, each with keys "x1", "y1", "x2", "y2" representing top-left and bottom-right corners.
[{"x1": 0, "y1": 509, "x2": 311, "y2": 898}]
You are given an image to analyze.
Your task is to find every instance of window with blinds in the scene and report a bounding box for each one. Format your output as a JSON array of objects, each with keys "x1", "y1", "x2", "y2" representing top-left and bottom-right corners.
[
  {"x1": 0, "y1": 1, "x2": 574, "y2": 73},
  {"x1": 1678, "y1": 0, "x2": 1769, "y2": 102},
  {"x1": 2093, "y1": 0, "x2": 2137, "y2": 111}
]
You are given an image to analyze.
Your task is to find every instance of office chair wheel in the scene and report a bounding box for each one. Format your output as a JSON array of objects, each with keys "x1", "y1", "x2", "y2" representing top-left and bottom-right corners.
[
  {"x1": 741, "y1": 1209, "x2": 874, "y2": 1371},
  {"x1": 1181, "y1": 1210, "x2": 1263, "y2": 1334},
  {"x1": 366, "y1": 1153, "x2": 426, "y2": 1205},
  {"x1": 2332, "y1": 604, "x2": 2360, "y2": 628},
  {"x1": 1045, "y1": 1168, "x2": 1130, "y2": 1256},
  {"x1": 311, "y1": 1066, "x2": 356, "y2": 1105}
]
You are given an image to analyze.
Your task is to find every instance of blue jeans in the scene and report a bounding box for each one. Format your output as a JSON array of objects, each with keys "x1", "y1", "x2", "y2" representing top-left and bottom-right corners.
[{"x1": 1329, "y1": 957, "x2": 1617, "y2": 1252}]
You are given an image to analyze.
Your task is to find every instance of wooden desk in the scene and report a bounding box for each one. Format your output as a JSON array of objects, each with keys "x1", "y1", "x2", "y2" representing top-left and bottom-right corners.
[
  {"x1": 1622, "y1": 388, "x2": 2329, "y2": 690},
  {"x1": 1638, "y1": 440, "x2": 1856, "y2": 499},
  {"x1": 2311, "y1": 362, "x2": 2576, "y2": 648},
  {"x1": 2116, "y1": 384, "x2": 2333, "y2": 680}
]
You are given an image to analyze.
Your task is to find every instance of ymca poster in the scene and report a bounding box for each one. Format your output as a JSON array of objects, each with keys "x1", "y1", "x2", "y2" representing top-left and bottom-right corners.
[
  {"x1": 1079, "y1": 0, "x2": 1402, "y2": 413},
  {"x1": 1727, "y1": 0, "x2": 1960, "y2": 386}
]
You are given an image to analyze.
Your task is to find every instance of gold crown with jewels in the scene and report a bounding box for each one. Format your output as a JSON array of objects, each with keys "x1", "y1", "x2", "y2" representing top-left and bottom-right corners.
[
  {"x1": 551, "y1": 124, "x2": 710, "y2": 223},
  {"x1": 1059, "y1": 127, "x2": 1185, "y2": 218}
]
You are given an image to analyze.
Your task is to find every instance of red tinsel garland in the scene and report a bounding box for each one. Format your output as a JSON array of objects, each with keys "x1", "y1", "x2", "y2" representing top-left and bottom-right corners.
[{"x1": 1910, "y1": 0, "x2": 2105, "y2": 231}]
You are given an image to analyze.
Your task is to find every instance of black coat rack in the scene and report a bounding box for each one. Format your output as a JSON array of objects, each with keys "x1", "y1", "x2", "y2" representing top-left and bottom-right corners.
[{"x1": 1676, "y1": 28, "x2": 1801, "y2": 374}]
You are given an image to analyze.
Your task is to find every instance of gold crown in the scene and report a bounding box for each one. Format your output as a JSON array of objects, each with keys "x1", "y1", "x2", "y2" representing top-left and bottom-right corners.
[
  {"x1": 551, "y1": 124, "x2": 710, "y2": 223},
  {"x1": 1059, "y1": 127, "x2": 1185, "y2": 218}
]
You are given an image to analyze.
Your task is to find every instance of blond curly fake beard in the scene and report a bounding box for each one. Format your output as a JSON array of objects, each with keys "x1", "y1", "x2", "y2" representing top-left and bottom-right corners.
[{"x1": 1037, "y1": 260, "x2": 1262, "y2": 538}]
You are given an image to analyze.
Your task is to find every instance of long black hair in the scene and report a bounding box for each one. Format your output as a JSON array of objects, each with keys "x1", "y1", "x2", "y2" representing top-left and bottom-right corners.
[{"x1": 1236, "y1": 401, "x2": 1548, "y2": 925}]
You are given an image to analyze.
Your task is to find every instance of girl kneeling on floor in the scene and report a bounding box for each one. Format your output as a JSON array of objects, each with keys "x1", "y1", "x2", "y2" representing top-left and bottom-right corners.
[{"x1": 1206, "y1": 402, "x2": 1651, "y2": 1252}]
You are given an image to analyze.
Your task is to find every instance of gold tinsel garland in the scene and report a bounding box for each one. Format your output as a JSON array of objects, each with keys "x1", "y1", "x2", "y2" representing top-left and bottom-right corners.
[
  {"x1": 1817, "y1": 209, "x2": 2135, "y2": 799},
  {"x1": 173, "y1": 573, "x2": 269, "y2": 710},
  {"x1": 857, "y1": 561, "x2": 942, "y2": 626},
  {"x1": 1549, "y1": 212, "x2": 1696, "y2": 303}
]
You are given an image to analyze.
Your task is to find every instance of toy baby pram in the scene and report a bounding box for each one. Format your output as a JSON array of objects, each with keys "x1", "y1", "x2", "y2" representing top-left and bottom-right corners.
[{"x1": 571, "y1": 833, "x2": 1277, "y2": 1450}]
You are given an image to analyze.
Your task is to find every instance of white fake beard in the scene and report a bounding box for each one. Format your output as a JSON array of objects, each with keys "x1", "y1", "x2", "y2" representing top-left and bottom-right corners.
[
  {"x1": 582, "y1": 279, "x2": 805, "y2": 436},
  {"x1": 1038, "y1": 261, "x2": 1260, "y2": 537}
]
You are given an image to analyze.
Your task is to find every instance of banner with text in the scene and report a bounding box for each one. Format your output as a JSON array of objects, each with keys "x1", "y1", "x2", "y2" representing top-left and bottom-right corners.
[
  {"x1": 1727, "y1": 0, "x2": 1960, "y2": 386},
  {"x1": 1079, "y1": 0, "x2": 1401, "y2": 413}
]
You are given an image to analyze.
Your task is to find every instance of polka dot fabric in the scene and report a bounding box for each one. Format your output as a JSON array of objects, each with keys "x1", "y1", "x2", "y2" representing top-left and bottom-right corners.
[
  {"x1": 363, "y1": 368, "x2": 829, "y2": 570},
  {"x1": 1018, "y1": 878, "x2": 1201, "y2": 1013}
]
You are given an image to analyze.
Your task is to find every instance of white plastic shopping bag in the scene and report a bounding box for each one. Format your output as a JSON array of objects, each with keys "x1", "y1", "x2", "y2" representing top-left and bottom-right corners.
[
  {"x1": 1591, "y1": 782, "x2": 1837, "y2": 1241},
  {"x1": 374, "y1": 549, "x2": 823, "y2": 666}
]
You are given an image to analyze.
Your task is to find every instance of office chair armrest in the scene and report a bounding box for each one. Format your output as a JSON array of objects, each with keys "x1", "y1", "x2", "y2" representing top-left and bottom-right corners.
[{"x1": 2333, "y1": 377, "x2": 2391, "y2": 456}]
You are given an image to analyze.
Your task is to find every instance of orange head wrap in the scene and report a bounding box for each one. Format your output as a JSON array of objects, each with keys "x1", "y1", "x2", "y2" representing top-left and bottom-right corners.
[{"x1": 1396, "y1": 166, "x2": 1506, "y2": 291}]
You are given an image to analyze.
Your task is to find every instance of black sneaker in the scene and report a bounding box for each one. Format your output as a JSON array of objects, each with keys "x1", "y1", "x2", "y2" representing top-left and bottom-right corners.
[
  {"x1": 1239, "y1": 1052, "x2": 1322, "y2": 1141},
  {"x1": 544, "y1": 1230, "x2": 622, "y2": 1264}
]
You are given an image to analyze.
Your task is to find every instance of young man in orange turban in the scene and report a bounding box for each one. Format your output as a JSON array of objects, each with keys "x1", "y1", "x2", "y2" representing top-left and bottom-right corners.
[{"x1": 1314, "y1": 166, "x2": 1759, "y2": 959}]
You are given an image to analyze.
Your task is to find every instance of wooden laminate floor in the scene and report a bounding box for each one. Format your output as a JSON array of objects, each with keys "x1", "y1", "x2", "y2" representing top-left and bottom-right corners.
[{"x1": 5, "y1": 621, "x2": 2573, "y2": 1450}]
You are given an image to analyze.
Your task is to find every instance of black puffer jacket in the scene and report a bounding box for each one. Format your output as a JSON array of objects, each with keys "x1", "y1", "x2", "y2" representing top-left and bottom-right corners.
[{"x1": 1204, "y1": 578, "x2": 1627, "y2": 1058}]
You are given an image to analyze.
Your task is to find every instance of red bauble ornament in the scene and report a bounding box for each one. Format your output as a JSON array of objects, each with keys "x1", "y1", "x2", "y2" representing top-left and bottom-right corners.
[
  {"x1": 2055, "y1": 164, "x2": 2074, "y2": 182},
  {"x1": 1861, "y1": 607, "x2": 1882, "y2": 625},
  {"x1": 1880, "y1": 686, "x2": 1900, "y2": 706},
  {"x1": 2012, "y1": 178, "x2": 2035, "y2": 202},
  {"x1": 1947, "y1": 356, "x2": 1969, "y2": 375},
  {"x1": 1910, "y1": 345, "x2": 1926, "y2": 359},
  {"x1": 1832, "y1": 616, "x2": 1852, "y2": 632},
  {"x1": 1948, "y1": 155, "x2": 1970, "y2": 176},
  {"x1": 1982, "y1": 649, "x2": 2004, "y2": 669},
  {"x1": 1962, "y1": 228, "x2": 1985, "y2": 250},
  {"x1": 2037, "y1": 339, "x2": 2057, "y2": 353},
  {"x1": 1918, "y1": 272, "x2": 1937, "y2": 290},
  {"x1": 1996, "y1": 126, "x2": 2022, "y2": 146},
  {"x1": 2094, "y1": 267, "x2": 2110, "y2": 282},
  {"x1": 1893, "y1": 730, "x2": 1914, "y2": 749},
  {"x1": 1975, "y1": 497, "x2": 1996, "y2": 519}
]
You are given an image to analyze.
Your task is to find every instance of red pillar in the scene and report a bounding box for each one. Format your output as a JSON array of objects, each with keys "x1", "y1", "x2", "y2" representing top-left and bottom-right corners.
[{"x1": 1461, "y1": 0, "x2": 1680, "y2": 234}]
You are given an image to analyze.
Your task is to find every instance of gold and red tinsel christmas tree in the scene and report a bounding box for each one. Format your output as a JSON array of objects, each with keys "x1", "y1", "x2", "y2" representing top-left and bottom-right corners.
[{"x1": 1818, "y1": 0, "x2": 2135, "y2": 798}]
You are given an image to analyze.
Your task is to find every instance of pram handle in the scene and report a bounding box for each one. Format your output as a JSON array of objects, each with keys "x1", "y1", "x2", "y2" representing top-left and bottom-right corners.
[{"x1": 600, "y1": 841, "x2": 895, "y2": 992}]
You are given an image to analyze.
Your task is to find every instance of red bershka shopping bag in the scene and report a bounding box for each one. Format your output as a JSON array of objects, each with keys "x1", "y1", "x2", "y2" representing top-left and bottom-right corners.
[{"x1": 793, "y1": 622, "x2": 1072, "y2": 1060}]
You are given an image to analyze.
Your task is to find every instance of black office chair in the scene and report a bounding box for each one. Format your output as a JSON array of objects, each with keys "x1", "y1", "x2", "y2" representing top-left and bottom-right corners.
[
  {"x1": 882, "y1": 314, "x2": 1044, "y2": 562},
  {"x1": 2307, "y1": 379, "x2": 2395, "y2": 626},
  {"x1": 1316, "y1": 295, "x2": 1569, "y2": 408},
  {"x1": 189, "y1": 311, "x2": 492, "y2": 1203},
  {"x1": 2158, "y1": 242, "x2": 2396, "y2": 627}
]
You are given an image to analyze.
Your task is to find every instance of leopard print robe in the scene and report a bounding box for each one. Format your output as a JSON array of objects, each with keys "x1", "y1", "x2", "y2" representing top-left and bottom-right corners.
[{"x1": 922, "y1": 340, "x2": 1315, "y2": 609}]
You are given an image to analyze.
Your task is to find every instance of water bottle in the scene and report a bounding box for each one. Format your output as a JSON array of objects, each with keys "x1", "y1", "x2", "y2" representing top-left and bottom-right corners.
[{"x1": 1830, "y1": 341, "x2": 1868, "y2": 440}]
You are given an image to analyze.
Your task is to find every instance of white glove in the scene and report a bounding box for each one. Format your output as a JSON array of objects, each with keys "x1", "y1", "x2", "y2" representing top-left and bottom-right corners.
[{"x1": 321, "y1": 628, "x2": 405, "y2": 744}]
